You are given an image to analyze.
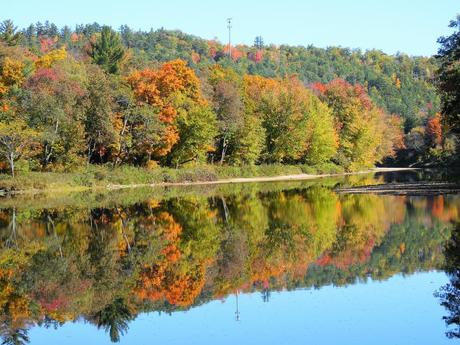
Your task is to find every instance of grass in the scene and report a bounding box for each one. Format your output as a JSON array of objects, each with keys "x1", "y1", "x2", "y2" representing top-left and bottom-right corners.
[{"x1": 0, "y1": 163, "x2": 346, "y2": 195}]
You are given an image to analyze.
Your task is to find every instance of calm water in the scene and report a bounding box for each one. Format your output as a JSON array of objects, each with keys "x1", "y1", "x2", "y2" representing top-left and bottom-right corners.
[{"x1": 0, "y1": 171, "x2": 459, "y2": 344}]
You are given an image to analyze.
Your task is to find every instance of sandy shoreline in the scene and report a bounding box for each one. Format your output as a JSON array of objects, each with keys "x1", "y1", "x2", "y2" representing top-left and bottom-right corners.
[{"x1": 106, "y1": 167, "x2": 418, "y2": 190}]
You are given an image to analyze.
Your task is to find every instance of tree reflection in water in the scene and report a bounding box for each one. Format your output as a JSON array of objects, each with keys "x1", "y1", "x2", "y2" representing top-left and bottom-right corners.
[
  {"x1": 436, "y1": 223, "x2": 460, "y2": 339},
  {"x1": 0, "y1": 186, "x2": 457, "y2": 343}
]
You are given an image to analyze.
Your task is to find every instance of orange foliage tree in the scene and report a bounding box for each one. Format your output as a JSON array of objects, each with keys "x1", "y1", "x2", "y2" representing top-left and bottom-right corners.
[
  {"x1": 425, "y1": 113, "x2": 442, "y2": 147},
  {"x1": 127, "y1": 59, "x2": 209, "y2": 162}
]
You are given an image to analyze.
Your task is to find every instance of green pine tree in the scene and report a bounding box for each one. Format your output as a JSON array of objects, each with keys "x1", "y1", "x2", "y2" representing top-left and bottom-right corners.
[{"x1": 89, "y1": 26, "x2": 125, "y2": 74}]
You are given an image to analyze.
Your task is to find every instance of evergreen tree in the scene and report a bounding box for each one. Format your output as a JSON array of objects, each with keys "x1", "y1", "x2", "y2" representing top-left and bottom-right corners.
[
  {"x1": 0, "y1": 20, "x2": 22, "y2": 46},
  {"x1": 89, "y1": 26, "x2": 125, "y2": 74},
  {"x1": 437, "y1": 15, "x2": 460, "y2": 135}
]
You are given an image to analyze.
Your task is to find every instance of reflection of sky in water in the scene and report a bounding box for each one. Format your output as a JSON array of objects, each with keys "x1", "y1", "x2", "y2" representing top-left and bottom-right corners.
[{"x1": 30, "y1": 271, "x2": 452, "y2": 345}]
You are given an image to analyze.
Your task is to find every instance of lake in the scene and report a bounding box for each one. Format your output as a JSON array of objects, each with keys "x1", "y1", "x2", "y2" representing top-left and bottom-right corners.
[{"x1": 0, "y1": 170, "x2": 459, "y2": 344}]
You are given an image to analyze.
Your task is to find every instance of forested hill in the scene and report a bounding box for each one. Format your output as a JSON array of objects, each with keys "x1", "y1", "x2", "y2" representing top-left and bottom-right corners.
[
  {"x1": 1, "y1": 20, "x2": 451, "y2": 176},
  {"x1": 20, "y1": 22, "x2": 439, "y2": 132}
]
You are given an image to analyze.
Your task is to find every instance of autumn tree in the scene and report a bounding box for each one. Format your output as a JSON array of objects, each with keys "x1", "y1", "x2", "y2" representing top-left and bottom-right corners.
[
  {"x1": 128, "y1": 59, "x2": 215, "y2": 167},
  {"x1": 207, "y1": 66, "x2": 244, "y2": 164},
  {"x1": 437, "y1": 15, "x2": 460, "y2": 135},
  {"x1": 129, "y1": 104, "x2": 167, "y2": 165},
  {"x1": 379, "y1": 114, "x2": 405, "y2": 160},
  {"x1": 318, "y1": 79, "x2": 395, "y2": 169},
  {"x1": 229, "y1": 112, "x2": 265, "y2": 165},
  {"x1": 167, "y1": 98, "x2": 216, "y2": 167},
  {"x1": 0, "y1": 119, "x2": 38, "y2": 176},
  {"x1": 0, "y1": 56, "x2": 26, "y2": 98},
  {"x1": 35, "y1": 47, "x2": 67, "y2": 69},
  {"x1": 245, "y1": 76, "x2": 306, "y2": 163},
  {"x1": 425, "y1": 113, "x2": 443, "y2": 148},
  {"x1": 90, "y1": 26, "x2": 125, "y2": 74},
  {"x1": 84, "y1": 65, "x2": 117, "y2": 163},
  {"x1": 245, "y1": 75, "x2": 337, "y2": 164},
  {"x1": 22, "y1": 60, "x2": 87, "y2": 169},
  {"x1": 301, "y1": 90, "x2": 338, "y2": 165}
]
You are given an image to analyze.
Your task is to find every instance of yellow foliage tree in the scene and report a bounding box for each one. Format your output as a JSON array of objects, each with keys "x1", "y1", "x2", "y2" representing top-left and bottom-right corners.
[{"x1": 35, "y1": 47, "x2": 67, "y2": 69}]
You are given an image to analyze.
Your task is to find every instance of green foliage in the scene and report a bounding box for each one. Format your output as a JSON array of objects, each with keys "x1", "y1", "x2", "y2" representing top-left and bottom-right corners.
[
  {"x1": 89, "y1": 26, "x2": 125, "y2": 74},
  {"x1": 319, "y1": 80, "x2": 392, "y2": 169},
  {"x1": 167, "y1": 99, "x2": 217, "y2": 167},
  {"x1": 0, "y1": 20, "x2": 22, "y2": 47},
  {"x1": 437, "y1": 15, "x2": 460, "y2": 165},
  {"x1": 302, "y1": 92, "x2": 338, "y2": 165},
  {"x1": 229, "y1": 112, "x2": 265, "y2": 165},
  {"x1": 84, "y1": 65, "x2": 118, "y2": 162},
  {"x1": 0, "y1": 119, "x2": 38, "y2": 176},
  {"x1": 22, "y1": 59, "x2": 88, "y2": 170}
]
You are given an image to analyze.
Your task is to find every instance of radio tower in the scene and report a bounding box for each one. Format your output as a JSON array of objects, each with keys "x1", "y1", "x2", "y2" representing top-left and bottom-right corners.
[{"x1": 227, "y1": 18, "x2": 232, "y2": 59}]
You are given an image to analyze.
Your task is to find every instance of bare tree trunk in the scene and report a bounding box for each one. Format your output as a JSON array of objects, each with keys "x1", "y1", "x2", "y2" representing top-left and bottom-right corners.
[
  {"x1": 8, "y1": 153, "x2": 15, "y2": 177},
  {"x1": 220, "y1": 134, "x2": 227, "y2": 165},
  {"x1": 44, "y1": 119, "x2": 60, "y2": 166},
  {"x1": 115, "y1": 115, "x2": 130, "y2": 166}
]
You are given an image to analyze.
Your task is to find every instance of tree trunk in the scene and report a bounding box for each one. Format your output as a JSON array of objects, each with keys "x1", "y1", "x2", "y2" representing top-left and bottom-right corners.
[
  {"x1": 220, "y1": 134, "x2": 227, "y2": 165},
  {"x1": 8, "y1": 153, "x2": 14, "y2": 178}
]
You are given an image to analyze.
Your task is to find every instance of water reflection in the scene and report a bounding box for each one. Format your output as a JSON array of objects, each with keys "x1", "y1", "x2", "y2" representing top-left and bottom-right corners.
[
  {"x1": 0, "y1": 183, "x2": 458, "y2": 343},
  {"x1": 436, "y1": 222, "x2": 460, "y2": 339}
]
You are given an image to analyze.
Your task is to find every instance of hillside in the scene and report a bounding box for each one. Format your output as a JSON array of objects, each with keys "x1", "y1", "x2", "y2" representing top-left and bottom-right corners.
[{"x1": 20, "y1": 22, "x2": 440, "y2": 132}]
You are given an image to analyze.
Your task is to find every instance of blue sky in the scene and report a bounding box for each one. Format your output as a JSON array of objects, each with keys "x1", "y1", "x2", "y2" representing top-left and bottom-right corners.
[{"x1": 4, "y1": 0, "x2": 459, "y2": 56}]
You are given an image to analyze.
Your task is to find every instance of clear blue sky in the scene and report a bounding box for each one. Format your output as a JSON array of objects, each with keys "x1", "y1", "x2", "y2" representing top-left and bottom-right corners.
[{"x1": 4, "y1": 0, "x2": 459, "y2": 56}]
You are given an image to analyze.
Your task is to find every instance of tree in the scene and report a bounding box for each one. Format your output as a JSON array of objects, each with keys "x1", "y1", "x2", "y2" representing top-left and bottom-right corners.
[
  {"x1": 318, "y1": 79, "x2": 394, "y2": 169},
  {"x1": 93, "y1": 298, "x2": 133, "y2": 343},
  {"x1": 23, "y1": 61, "x2": 87, "y2": 169},
  {"x1": 437, "y1": 15, "x2": 460, "y2": 160},
  {"x1": 254, "y1": 36, "x2": 264, "y2": 50},
  {"x1": 167, "y1": 99, "x2": 217, "y2": 167},
  {"x1": 207, "y1": 66, "x2": 244, "y2": 164},
  {"x1": 0, "y1": 20, "x2": 22, "y2": 46},
  {"x1": 89, "y1": 26, "x2": 125, "y2": 74},
  {"x1": 425, "y1": 113, "x2": 443, "y2": 148},
  {"x1": 230, "y1": 112, "x2": 265, "y2": 165},
  {"x1": 0, "y1": 119, "x2": 38, "y2": 177},
  {"x1": 302, "y1": 96, "x2": 338, "y2": 165},
  {"x1": 127, "y1": 60, "x2": 213, "y2": 166},
  {"x1": 35, "y1": 47, "x2": 67, "y2": 69},
  {"x1": 0, "y1": 57, "x2": 25, "y2": 97},
  {"x1": 245, "y1": 75, "x2": 335, "y2": 164},
  {"x1": 84, "y1": 66, "x2": 117, "y2": 163},
  {"x1": 129, "y1": 104, "x2": 167, "y2": 165},
  {"x1": 0, "y1": 328, "x2": 30, "y2": 345}
]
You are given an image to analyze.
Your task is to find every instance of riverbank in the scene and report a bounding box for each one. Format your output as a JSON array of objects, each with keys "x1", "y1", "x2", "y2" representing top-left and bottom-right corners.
[{"x1": 0, "y1": 164, "x2": 416, "y2": 196}]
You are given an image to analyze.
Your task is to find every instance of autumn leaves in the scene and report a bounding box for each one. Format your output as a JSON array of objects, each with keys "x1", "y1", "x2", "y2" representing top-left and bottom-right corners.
[{"x1": 0, "y1": 38, "x2": 404, "y2": 176}]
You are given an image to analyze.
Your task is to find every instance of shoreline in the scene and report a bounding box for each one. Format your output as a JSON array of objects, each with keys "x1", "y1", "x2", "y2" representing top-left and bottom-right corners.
[
  {"x1": 106, "y1": 167, "x2": 417, "y2": 189},
  {"x1": 0, "y1": 167, "x2": 418, "y2": 196}
]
